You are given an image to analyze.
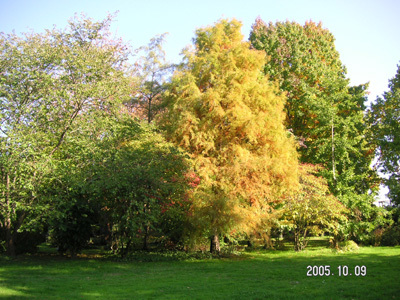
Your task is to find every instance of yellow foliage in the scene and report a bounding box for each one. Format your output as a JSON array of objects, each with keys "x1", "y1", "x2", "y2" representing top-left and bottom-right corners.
[{"x1": 161, "y1": 19, "x2": 299, "y2": 239}]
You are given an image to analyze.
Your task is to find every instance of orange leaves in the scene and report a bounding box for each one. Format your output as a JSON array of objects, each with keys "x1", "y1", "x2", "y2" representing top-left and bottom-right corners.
[
  {"x1": 220, "y1": 43, "x2": 231, "y2": 51},
  {"x1": 185, "y1": 171, "x2": 201, "y2": 188}
]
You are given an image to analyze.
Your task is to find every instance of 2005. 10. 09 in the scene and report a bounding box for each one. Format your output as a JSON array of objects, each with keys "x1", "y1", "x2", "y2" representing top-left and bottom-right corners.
[{"x1": 307, "y1": 265, "x2": 367, "y2": 276}]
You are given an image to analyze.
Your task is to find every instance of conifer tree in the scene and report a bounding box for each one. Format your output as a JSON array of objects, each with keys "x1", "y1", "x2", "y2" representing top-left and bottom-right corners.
[{"x1": 162, "y1": 19, "x2": 298, "y2": 253}]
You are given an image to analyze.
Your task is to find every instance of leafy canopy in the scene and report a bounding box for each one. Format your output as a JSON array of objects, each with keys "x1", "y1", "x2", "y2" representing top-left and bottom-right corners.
[
  {"x1": 162, "y1": 19, "x2": 298, "y2": 249},
  {"x1": 0, "y1": 13, "x2": 132, "y2": 255},
  {"x1": 249, "y1": 19, "x2": 376, "y2": 196},
  {"x1": 283, "y1": 164, "x2": 347, "y2": 251},
  {"x1": 369, "y1": 64, "x2": 400, "y2": 205}
]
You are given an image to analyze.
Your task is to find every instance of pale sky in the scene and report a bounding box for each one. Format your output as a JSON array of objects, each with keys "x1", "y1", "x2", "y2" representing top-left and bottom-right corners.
[
  {"x1": 1, "y1": 0, "x2": 399, "y2": 203},
  {"x1": 1, "y1": 0, "x2": 399, "y2": 101}
]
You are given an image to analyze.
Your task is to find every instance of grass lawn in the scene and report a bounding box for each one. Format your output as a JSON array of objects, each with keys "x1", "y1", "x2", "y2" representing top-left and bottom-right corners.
[{"x1": 0, "y1": 240, "x2": 399, "y2": 299}]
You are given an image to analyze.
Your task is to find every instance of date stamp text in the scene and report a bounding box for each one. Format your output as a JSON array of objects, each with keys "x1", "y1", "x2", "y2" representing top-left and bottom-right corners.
[{"x1": 306, "y1": 265, "x2": 367, "y2": 277}]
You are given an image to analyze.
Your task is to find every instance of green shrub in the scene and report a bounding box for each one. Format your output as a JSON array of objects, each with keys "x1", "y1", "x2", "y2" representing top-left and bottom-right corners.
[
  {"x1": 370, "y1": 227, "x2": 385, "y2": 246},
  {"x1": 381, "y1": 225, "x2": 400, "y2": 246},
  {"x1": 16, "y1": 231, "x2": 46, "y2": 254},
  {"x1": 0, "y1": 228, "x2": 46, "y2": 255},
  {"x1": 338, "y1": 240, "x2": 359, "y2": 252},
  {"x1": 49, "y1": 197, "x2": 94, "y2": 256}
]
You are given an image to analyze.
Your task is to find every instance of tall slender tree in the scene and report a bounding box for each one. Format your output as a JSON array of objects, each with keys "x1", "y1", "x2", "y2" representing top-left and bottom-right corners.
[
  {"x1": 162, "y1": 19, "x2": 298, "y2": 253},
  {"x1": 369, "y1": 64, "x2": 400, "y2": 205},
  {"x1": 127, "y1": 34, "x2": 172, "y2": 123}
]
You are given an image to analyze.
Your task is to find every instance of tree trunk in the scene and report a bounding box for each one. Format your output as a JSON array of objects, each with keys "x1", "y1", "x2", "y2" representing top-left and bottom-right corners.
[
  {"x1": 147, "y1": 96, "x2": 152, "y2": 123},
  {"x1": 5, "y1": 223, "x2": 16, "y2": 257},
  {"x1": 210, "y1": 234, "x2": 220, "y2": 254},
  {"x1": 4, "y1": 212, "x2": 26, "y2": 257},
  {"x1": 143, "y1": 225, "x2": 149, "y2": 251},
  {"x1": 294, "y1": 230, "x2": 300, "y2": 252},
  {"x1": 4, "y1": 173, "x2": 16, "y2": 257}
]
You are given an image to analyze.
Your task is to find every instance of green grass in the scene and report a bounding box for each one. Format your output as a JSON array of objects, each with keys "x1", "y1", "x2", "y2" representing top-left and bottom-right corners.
[{"x1": 0, "y1": 241, "x2": 399, "y2": 299}]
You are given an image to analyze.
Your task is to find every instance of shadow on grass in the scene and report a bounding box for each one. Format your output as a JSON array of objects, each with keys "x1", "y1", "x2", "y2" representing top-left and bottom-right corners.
[{"x1": 0, "y1": 245, "x2": 399, "y2": 299}]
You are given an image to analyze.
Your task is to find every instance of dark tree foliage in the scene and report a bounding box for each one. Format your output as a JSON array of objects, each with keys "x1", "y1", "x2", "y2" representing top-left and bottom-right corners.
[{"x1": 369, "y1": 64, "x2": 400, "y2": 205}]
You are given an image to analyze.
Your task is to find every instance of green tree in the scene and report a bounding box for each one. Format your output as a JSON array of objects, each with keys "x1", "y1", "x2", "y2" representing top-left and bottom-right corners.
[
  {"x1": 249, "y1": 19, "x2": 376, "y2": 195},
  {"x1": 93, "y1": 121, "x2": 192, "y2": 255},
  {"x1": 162, "y1": 19, "x2": 298, "y2": 253},
  {"x1": 42, "y1": 122, "x2": 108, "y2": 256},
  {"x1": 339, "y1": 192, "x2": 390, "y2": 245},
  {"x1": 0, "y1": 13, "x2": 131, "y2": 256},
  {"x1": 369, "y1": 64, "x2": 400, "y2": 205},
  {"x1": 283, "y1": 164, "x2": 347, "y2": 251}
]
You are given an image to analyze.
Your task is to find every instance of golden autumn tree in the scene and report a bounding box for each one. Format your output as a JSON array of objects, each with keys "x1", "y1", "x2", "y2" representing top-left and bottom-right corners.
[{"x1": 161, "y1": 19, "x2": 298, "y2": 253}]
